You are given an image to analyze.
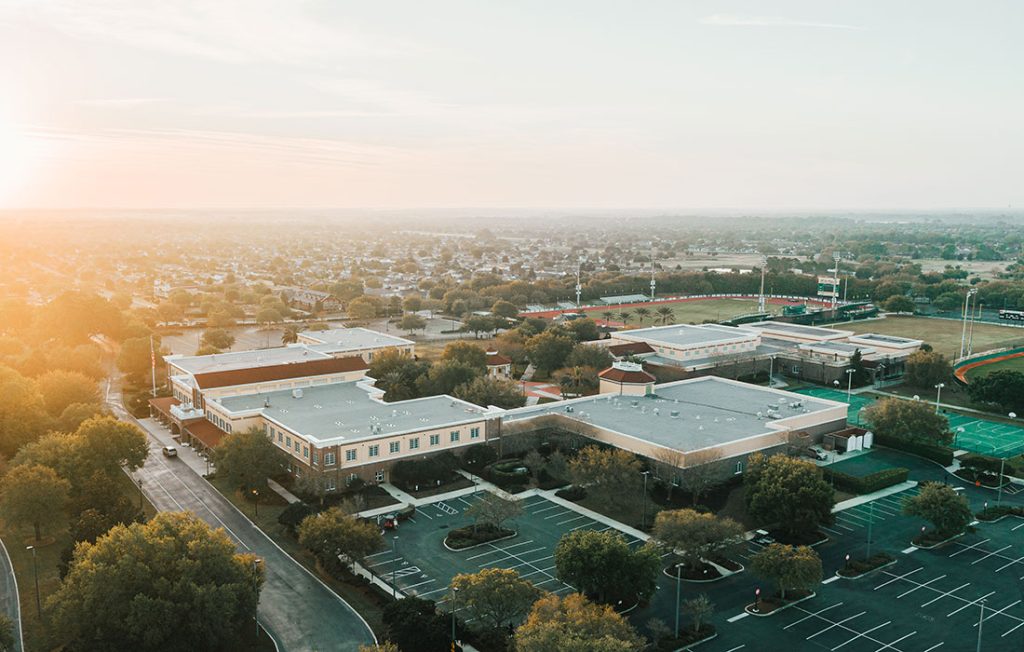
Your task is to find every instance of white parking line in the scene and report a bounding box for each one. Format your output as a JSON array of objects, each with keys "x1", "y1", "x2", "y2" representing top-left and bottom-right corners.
[
  {"x1": 874, "y1": 568, "x2": 922, "y2": 590},
  {"x1": 530, "y1": 504, "x2": 563, "y2": 515},
  {"x1": 972, "y1": 545, "x2": 1013, "y2": 565},
  {"x1": 784, "y1": 602, "x2": 844, "y2": 630},
  {"x1": 949, "y1": 538, "x2": 990, "y2": 557},
  {"x1": 995, "y1": 556, "x2": 1024, "y2": 572},
  {"x1": 543, "y1": 510, "x2": 572, "y2": 520},
  {"x1": 831, "y1": 621, "x2": 894, "y2": 650},
  {"x1": 947, "y1": 591, "x2": 995, "y2": 617},
  {"x1": 403, "y1": 578, "x2": 436, "y2": 591},
  {"x1": 466, "y1": 540, "x2": 535, "y2": 560},
  {"x1": 726, "y1": 613, "x2": 749, "y2": 623},
  {"x1": 974, "y1": 600, "x2": 1022, "y2": 628},
  {"x1": 806, "y1": 610, "x2": 866, "y2": 640},
  {"x1": 556, "y1": 514, "x2": 588, "y2": 526},
  {"x1": 919, "y1": 643, "x2": 944, "y2": 652},
  {"x1": 896, "y1": 574, "x2": 946, "y2": 598},
  {"x1": 921, "y1": 583, "x2": 970, "y2": 607}
]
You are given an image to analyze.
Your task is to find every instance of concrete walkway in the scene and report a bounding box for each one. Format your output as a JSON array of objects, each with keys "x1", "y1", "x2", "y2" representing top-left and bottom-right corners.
[{"x1": 267, "y1": 479, "x2": 301, "y2": 504}]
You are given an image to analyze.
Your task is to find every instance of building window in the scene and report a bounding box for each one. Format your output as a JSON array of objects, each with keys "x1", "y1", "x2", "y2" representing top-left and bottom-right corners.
[
  {"x1": 285, "y1": 436, "x2": 292, "y2": 447},
  {"x1": 344, "y1": 450, "x2": 354, "y2": 462},
  {"x1": 375, "y1": 469, "x2": 385, "y2": 482},
  {"x1": 369, "y1": 445, "x2": 379, "y2": 457},
  {"x1": 277, "y1": 432, "x2": 283, "y2": 443},
  {"x1": 312, "y1": 451, "x2": 319, "y2": 464},
  {"x1": 735, "y1": 461, "x2": 744, "y2": 474},
  {"x1": 347, "y1": 473, "x2": 359, "y2": 486},
  {"x1": 303, "y1": 446, "x2": 309, "y2": 458},
  {"x1": 294, "y1": 440, "x2": 301, "y2": 452},
  {"x1": 430, "y1": 434, "x2": 440, "y2": 446},
  {"x1": 408, "y1": 437, "x2": 420, "y2": 450},
  {"x1": 389, "y1": 441, "x2": 400, "y2": 454},
  {"x1": 327, "y1": 478, "x2": 336, "y2": 491},
  {"x1": 326, "y1": 452, "x2": 337, "y2": 465},
  {"x1": 450, "y1": 431, "x2": 460, "y2": 443},
  {"x1": 470, "y1": 427, "x2": 480, "y2": 439}
]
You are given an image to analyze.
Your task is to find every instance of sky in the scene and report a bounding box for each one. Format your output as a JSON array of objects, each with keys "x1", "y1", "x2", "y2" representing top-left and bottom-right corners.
[{"x1": 0, "y1": 0, "x2": 1022, "y2": 210}]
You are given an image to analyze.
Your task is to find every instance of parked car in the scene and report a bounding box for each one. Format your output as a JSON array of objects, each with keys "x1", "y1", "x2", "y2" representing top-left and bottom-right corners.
[
  {"x1": 162, "y1": 446, "x2": 178, "y2": 458},
  {"x1": 752, "y1": 529, "x2": 775, "y2": 545}
]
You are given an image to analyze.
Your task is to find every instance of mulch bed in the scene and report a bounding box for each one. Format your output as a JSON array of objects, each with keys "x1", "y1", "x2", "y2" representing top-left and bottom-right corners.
[{"x1": 837, "y1": 552, "x2": 896, "y2": 577}]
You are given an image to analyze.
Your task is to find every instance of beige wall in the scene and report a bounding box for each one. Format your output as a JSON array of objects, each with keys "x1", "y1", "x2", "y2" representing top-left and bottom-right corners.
[{"x1": 598, "y1": 379, "x2": 651, "y2": 396}]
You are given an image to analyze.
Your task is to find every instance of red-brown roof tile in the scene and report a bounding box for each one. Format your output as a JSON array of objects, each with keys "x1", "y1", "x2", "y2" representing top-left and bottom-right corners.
[
  {"x1": 608, "y1": 341, "x2": 655, "y2": 356},
  {"x1": 486, "y1": 353, "x2": 512, "y2": 366},
  {"x1": 598, "y1": 367, "x2": 656, "y2": 384},
  {"x1": 192, "y1": 356, "x2": 368, "y2": 389},
  {"x1": 184, "y1": 419, "x2": 227, "y2": 449}
]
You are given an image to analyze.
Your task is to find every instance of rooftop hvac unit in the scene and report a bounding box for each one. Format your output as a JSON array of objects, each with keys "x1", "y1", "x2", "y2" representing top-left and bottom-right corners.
[
  {"x1": 264, "y1": 398, "x2": 271, "y2": 408},
  {"x1": 670, "y1": 410, "x2": 680, "y2": 418},
  {"x1": 292, "y1": 388, "x2": 303, "y2": 399}
]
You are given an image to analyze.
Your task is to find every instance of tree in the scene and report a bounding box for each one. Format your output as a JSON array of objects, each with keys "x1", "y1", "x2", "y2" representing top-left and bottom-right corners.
[
  {"x1": 0, "y1": 614, "x2": 13, "y2": 652},
  {"x1": 72, "y1": 416, "x2": 148, "y2": 478},
  {"x1": 525, "y1": 330, "x2": 574, "y2": 374},
  {"x1": 331, "y1": 279, "x2": 364, "y2": 302},
  {"x1": 675, "y1": 449, "x2": 728, "y2": 506},
  {"x1": 635, "y1": 307, "x2": 651, "y2": 324},
  {"x1": 750, "y1": 543, "x2": 822, "y2": 600},
  {"x1": 515, "y1": 593, "x2": 644, "y2": 652},
  {"x1": 883, "y1": 295, "x2": 915, "y2": 313},
  {"x1": 297, "y1": 508, "x2": 383, "y2": 570},
  {"x1": 618, "y1": 311, "x2": 632, "y2": 324},
  {"x1": 568, "y1": 445, "x2": 642, "y2": 510},
  {"x1": 902, "y1": 482, "x2": 972, "y2": 537},
  {"x1": 682, "y1": 594, "x2": 714, "y2": 634},
  {"x1": 417, "y1": 360, "x2": 481, "y2": 396},
  {"x1": 382, "y1": 597, "x2": 450, "y2": 652},
  {"x1": 554, "y1": 529, "x2": 661, "y2": 604},
  {"x1": 454, "y1": 376, "x2": 526, "y2": 409},
  {"x1": 368, "y1": 350, "x2": 430, "y2": 401},
  {"x1": 117, "y1": 336, "x2": 161, "y2": 381},
  {"x1": 745, "y1": 453, "x2": 834, "y2": 538},
  {"x1": 401, "y1": 295, "x2": 422, "y2": 314},
  {"x1": 348, "y1": 296, "x2": 379, "y2": 321},
  {"x1": 441, "y1": 341, "x2": 487, "y2": 370},
  {"x1": 255, "y1": 307, "x2": 283, "y2": 325},
  {"x1": 35, "y1": 370, "x2": 100, "y2": 417},
  {"x1": 967, "y1": 370, "x2": 1024, "y2": 413},
  {"x1": 652, "y1": 509, "x2": 744, "y2": 571},
  {"x1": 0, "y1": 464, "x2": 70, "y2": 541},
  {"x1": 464, "y1": 494, "x2": 523, "y2": 532},
  {"x1": 202, "y1": 328, "x2": 235, "y2": 350},
  {"x1": 0, "y1": 365, "x2": 50, "y2": 457},
  {"x1": 281, "y1": 324, "x2": 300, "y2": 344},
  {"x1": 57, "y1": 402, "x2": 109, "y2": 433},
  {"x1": 463, "y1": 315, "x2": 497, "y2": 338},
  {"x1": 49, "y1": 512, "x2": 262, "y2": 652},
  {"x1": 862, "y1": 398, "x2": 951, "y2": 445},
  {"x1": 491, "y1": 300, "x2": 518, "y2": 320},
  {"x1": 450, "y1": 568, "x2": 542, "y2": 629},
  {"x1": 399, "y1": 314, "x2": 426, "y2": 334},
  {"x1": 564, "y1": 318, "x2": 601, "y2": 343},
  {"x1": 904, "y1": 350, "x2": 952, "y2": 388},
  {"x1": 359, "y1": 643, "x2": 399, "y2": 652},
  {"x1": 566, "y1": 343, "x2": 613, "y2": 370},
  {"x1": 848, "y1": 349, "x2": 870, "y2": 386},
  {"x1": 212, "y1": 428, "x2": 285, "y2": 491},
  {"x1": 656, "y1": 306, "x2": 674, "y2": 324}
]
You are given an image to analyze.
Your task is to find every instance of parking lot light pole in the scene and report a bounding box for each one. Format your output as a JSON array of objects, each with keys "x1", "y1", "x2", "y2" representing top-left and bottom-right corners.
[
  {"x1": 934, "y1": 383, "x2": 945, "y2": 413},
  {"x1": 451, "y1": 585, "x2": 459, "y2": 648},
  {"x1": 26, "y1": 545, "x2": 41, "y2": 618},
  {"x1": 674, "y1": 563, "x2": 682, "y2": 638},
  {"x1": 997, "y1": 457, "x2": 1006, "y2": 505},
  {"x1": 845, "y1": 369, "x2": 855, "y2": 402},
  {"x1": 391, "y1": 536, "x2": 399, "y2": 598},
  {"x1": 640, "y1": 471, "x2": 651, "y2": 530},
  {"x1": 976, "y1": 598, "x2": 986, "y2": 652},
  {"x1": 866, "y1": 501, "x2": 874, "y2": 558},
  {"x1": 137, "y1": 478, "x2": 144, "y2": 510}
]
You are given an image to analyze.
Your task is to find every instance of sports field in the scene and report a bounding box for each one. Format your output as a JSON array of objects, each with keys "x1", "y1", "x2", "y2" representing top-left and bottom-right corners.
[
  {"x1": 839, "y1": 315, "x2": 1024, "y2": 359},
  {"x1": 963, "y1": 353, "x2": 1024, "y2": 380}
]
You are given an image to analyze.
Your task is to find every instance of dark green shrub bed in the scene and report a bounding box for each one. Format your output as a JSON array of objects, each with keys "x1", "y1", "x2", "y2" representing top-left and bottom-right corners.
[{"x1": 445, "y1": 523, "x2": 515, "y2": 549}]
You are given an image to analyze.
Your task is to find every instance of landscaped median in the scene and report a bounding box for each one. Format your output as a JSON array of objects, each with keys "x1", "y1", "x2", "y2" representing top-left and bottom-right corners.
[
  {"x1": 836, "y1": 552, "x2": 897, "y2": 579},
  {"x1": 975, "y1": 504, "x2": 1024, "y2": 522}
]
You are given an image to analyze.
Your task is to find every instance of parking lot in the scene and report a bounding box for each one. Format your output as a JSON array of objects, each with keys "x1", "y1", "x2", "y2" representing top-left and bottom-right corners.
[{"x1": 362, "y1": 491, "x2": 653, "y2": 608}]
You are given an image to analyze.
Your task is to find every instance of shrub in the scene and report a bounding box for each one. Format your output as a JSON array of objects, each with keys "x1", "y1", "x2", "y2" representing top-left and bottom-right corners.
[
  {"x1": 485, "y1": 458, "x2": 530, "y2": 492},
  {"x1": 445, "y1": 523, "x2": 515, "y2": 549},
  {"x1": 976, "y1": 505, "x2": 1024, "y2": 521},
  {"x1": 277, "y1": 502, "x2": 316, "y2": 533},
  {"x1": 873, "y1": 433, "x2": 953, "y2": 466},
  {"x1": 838, "y1": 552, "x2": 895, "y2": 577},
  {"x1": 821, "y1": 467, "x2": 909, "y2": 494},
  {"x1": 461, "y1": 443, "x2": 498, "y2": 473},
  {"x1": 391, "y1": 452, "x2": 459, "y2": 491},
  {"x1": 555, "y1": 485, "x2": 586, "y2": 501}
]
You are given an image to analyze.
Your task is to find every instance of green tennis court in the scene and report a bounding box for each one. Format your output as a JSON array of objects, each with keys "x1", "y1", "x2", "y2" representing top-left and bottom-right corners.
[{"x1": 793, "y1": 387, "x2": 1024, "y2": 459}]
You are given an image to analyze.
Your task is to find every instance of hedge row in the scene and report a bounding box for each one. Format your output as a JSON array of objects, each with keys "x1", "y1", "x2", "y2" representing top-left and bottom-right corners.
[
  {"x1": 874, "y1": 433, "x2": 954, "y2": 466},
  {"x1": 976, "y1": 504, "x2": 1024, "y2": 521},
  {"x1": 822, "y1": 466, "x2": 910, "y2": 494}
]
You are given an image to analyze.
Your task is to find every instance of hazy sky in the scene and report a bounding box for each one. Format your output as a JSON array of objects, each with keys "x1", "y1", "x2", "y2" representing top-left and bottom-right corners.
[{"x1": 1, "y1": 1, "x2": 1022, "y2": 210}]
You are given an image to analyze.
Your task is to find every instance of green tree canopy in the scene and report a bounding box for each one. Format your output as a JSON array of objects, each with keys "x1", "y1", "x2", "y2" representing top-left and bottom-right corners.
[
  {"x1": 212, "y1": 428, "x2": 285, "y2": 491},
  {"x1": 568, "y1": 445, "x2": 643, "y2": 511},
  {"x1": 117, "y1": 336, "x2": 159, "y2": 381},
  {"x1": 464, "y1": 493, "x2": 523, "y2": 532},
  {"x1": 904, "y1": 350, "x2": 952, "y2": 389},
  {"x1": 450, "y1": 568, "x2": 542, "y2": 629},
  {"x1": 0, "y1": 463, "x2": 70, "y2": 541},
  {"x1": 347, "y1": 296, "x2": 379, "y2": 321},
  {"x1": 525, "y1": 330, "x2": 574, "y2": 374},
  {"x1": 34, "y1": 370, "x2": 100, "y2": 417},
  {"x1": 399, "y1": 314, "x2": 426, "y2": 333},
  {"x1": 381, "y1": 597, "x2": 449, "y2": 652},
  {"x1": 49, "y1": 512, "x2": 262, "y2": 652},
  {"x1": 967, "y1": 369, "x2": 1024, "y2": 413},
  {"x1": 745, "y1": 453, "x2": 834, "y2": 538},
  {"x1": 0, "y1": 365, "x2": 50, "y2": 457},
  {"x1": 416, "y1": 360, "x2": 481, "y2": 396},
  {"x1": 441, "y1": 341, "x2": 487, "y2": 370},
  {"x1": 751, "y1": 543, "x2": 822, "y2": 600},
  {"x1": 454, "y1": 376, "x2": 526, "y2": 409},
  {"x1": 554, "y1": 529, "x2": 661, "y2": 604},
  {"x1": 902, "y1": 481, "x2": 972, "y2": 537},
  {"x1": 652, "y1": 509, "x2": 744, "y2": 570},
  {"x1": 202, "y1": 328, "x2": 236, "y2": 350},
  {"x1": 565, "y1": 343, "x2": 613, "y2": 370},
  {"x1": 862, "y1": 398, "x2": 951, "y2": 445},
  {"x1": 515, "y1": 593, "x2": 644, "y2": 652},
  {"x1": 297, "y1": 508, "x2": 383, "y2": 570},
  {"x1": 490, "y1": 299, "x2": 519, "y2": 320},
  {"x1": 883, "y1": 295, "x2": 916, "y2": 313}
]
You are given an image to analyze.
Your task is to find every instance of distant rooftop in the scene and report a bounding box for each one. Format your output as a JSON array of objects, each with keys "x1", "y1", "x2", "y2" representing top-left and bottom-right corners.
[
  {"x1": 298, "y1": 327, "x2": 414, "y2": 350},
  {"x1": 743, "y1": 321, "x2": 853, "y2": 340},
  {"x1": 505, "y1": 376, "x2": 844, "y2": 454},
  {"x1": 167, "y1": 345, "x2": 332, "y2": 376},
  {"x1": 213, "y1": 381, "x2": 490, "y2": 445},
  {"x1": 848, "y1": 333, "x2": 923, "y2": 347},
  {"x1": 616, "y1": 324, "x2": 757, "y2": 349}
]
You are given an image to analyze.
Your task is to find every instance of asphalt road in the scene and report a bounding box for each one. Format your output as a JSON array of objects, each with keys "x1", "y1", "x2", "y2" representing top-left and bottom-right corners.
[
  {"x1": 105, "y1": 381, "x2": 376, "y2": 652},
  {"x1": 0, "y1": 537, "x2": 23, "y2": 652}
]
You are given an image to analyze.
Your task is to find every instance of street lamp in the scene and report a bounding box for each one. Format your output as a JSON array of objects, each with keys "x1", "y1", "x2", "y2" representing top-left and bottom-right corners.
[
  {"x1": 955, "y1": 427, "x2": 965, "y2": 448},
  {"x1": 640, "y1": 471, "x2": 651, "y2": 530},
  {"x1": 251, "y1": 488, "x2": 260, "y2": 518},
  {"x1": 451, "y1": 585, "x2": 459, "y2": 647},
  {"x1": 252, "y1": 558, "x2": 262, "y2": 640},
  {"x1": 137, "y1": 477, "x2": 144, "y2": 511},
  {"x1": 26, "y1": 545, "x2": 41, "y2": 619},
  {"x1": 976, "y1": 598, "x2": 986, "y2": 652},
  {"x1": 674, "y1": 563, "x2": 683, "y2": 638},
  {"x1": 391, "y1": 536, "x2": 399, "y2": 598},
  {"x1": 845, "y1": 368, "x2": 855, "y2": 402},
  {"x1": 934, "y1": 383, "x2": 945, "y2": 413}
]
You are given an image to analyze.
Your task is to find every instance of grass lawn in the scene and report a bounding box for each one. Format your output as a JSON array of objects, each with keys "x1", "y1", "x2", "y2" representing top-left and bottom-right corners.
[
  {"x1": 414, "y1": 336, "x2": 499, "y2": 359},
  {"x1": 576, "y1": 492, "x2": 660, "y2": 531},
  {"x1": 838, "y1": 315, "x2": 1024, "y2": 359},
  {"x1": 964, "y1": 353, "x2": 1024, "y2": 379},
  {"x1": 208, "y1": 476, "x2": 390, "y2": 637},
  {"x1": 609, "y1": 298, "x2": 764, "y2": 326},
  {"x1": 0, "y1": 471, "x2": 158, "y2": 652}
]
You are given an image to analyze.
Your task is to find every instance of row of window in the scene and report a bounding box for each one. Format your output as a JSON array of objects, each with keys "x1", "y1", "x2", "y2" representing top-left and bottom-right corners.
[
  {"x1": 208, "y1": 413, "x2": 232, "y2": 433},
  {"x1": 267, "y1": 423, "x2": 483, "y2": 464}
]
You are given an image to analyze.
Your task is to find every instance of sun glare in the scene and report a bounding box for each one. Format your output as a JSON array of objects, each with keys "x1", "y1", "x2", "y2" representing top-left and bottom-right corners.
[{"x1": 0, "y1": 117, "x2": 41, "y2": 207}]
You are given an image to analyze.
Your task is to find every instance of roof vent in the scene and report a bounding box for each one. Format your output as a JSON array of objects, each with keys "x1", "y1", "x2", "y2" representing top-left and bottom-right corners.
[
  {"x1": 264, "y1": 397, "x2": 271, "y2": 408},
  {"x1": 670, "y1": 410, "x2": 680, "y2": 418},
  {"x1": 292, "y1": 388, "x2": 303, "y2": 399}
]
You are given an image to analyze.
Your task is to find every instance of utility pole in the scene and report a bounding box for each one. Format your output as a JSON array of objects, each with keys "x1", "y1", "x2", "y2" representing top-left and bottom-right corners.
[
  {"x1": 149, "y1": 334, "x2": 157, "y2": 397},
  {"x1": 575, "y1": 259, "x2": 582, "y2": 309},
  {"x1": 832, "y1": 253, "x2": 840, "y2": 311},
  {"x1": 758, "y1": 257, "x2": 767, "y2": 313}
]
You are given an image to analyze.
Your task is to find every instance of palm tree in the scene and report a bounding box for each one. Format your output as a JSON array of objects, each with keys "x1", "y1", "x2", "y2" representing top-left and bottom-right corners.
[
  {"x1": 601, "y1": 311, "x2": 615, "y2": 324},
  {"x1": 635, "y1": 307, "x2": 651, "y2": 324},
  {"x1": 281, "y1": 324, "x2": 300, "y2": 344},
  {"x1": 618, "y1": 311, "x2": 632, "y2": 324},
  {"x1": 656, "y1": 306, "x2": 674, "y2": 325}
]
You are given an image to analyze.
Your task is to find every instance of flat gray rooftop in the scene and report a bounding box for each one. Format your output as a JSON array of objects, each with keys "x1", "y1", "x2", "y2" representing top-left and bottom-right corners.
[
  {"x1": 300, "y1": 327, "x2": 413, "y2": 350},
  {"x1": 744, "y1": 321, "x2": 851, "y2": 339},
  {"x1": 505, "y1": 377, "x2": 841, "y2": 453},
  {"x1": 618, "y1": 324, "x2": 757, "y2": 348},
  {"x1": 215, "y1": 381, "x2": 488, "y2": 445},
  {"x1": 850, "y1": 333, "x2": 922, "y2": 345},
  {"x1": 168, "y1": 345, "x2": 332, "y2": 375},
  {"x1": 799, "y1": 341, "x2": 873, "y2": 354}
]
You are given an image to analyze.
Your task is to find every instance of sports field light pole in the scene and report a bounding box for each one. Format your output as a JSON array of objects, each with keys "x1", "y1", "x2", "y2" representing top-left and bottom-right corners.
[
  {"x1": 451, "y1": 585, "x2": 459, "y2": 649},
  {"x1": 845, "y1": 368, "x2": 855, "y2": 403},
  {"x1": 959, "y1": 288, "x2": 977, "y2": 360},
  {"x1": 640, "y1": 471, "x2": 651, "y2": 530},
  {"x1": 934, "y1": 383, "x2": 945, "y2": 414}
]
